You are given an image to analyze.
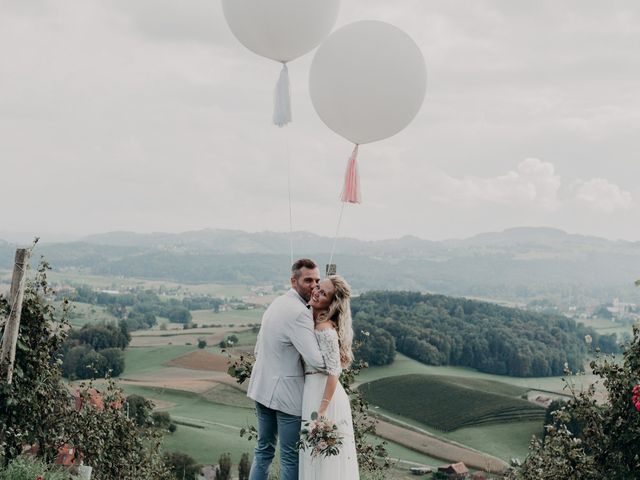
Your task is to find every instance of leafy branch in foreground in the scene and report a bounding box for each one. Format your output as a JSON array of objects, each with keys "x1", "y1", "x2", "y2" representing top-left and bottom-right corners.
[
  {"x1": 0, "y1": 261, "x2": 173, "y2": 479},
  {"x1": 506, "y1": 324, "x2": 640, "y2": 479}
]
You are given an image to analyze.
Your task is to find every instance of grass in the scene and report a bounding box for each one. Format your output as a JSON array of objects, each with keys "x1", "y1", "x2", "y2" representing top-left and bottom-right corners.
[
  {"x1": 122, "y1": 345, "x2": 197, "y2": 377},
  {"x1": 119, "y1": 384, "x2": 257, "y2": 465},
  {"x1": 372, "y1": 435, "x2": 446, "y2": 468},
  {"x1": 47, "y1": 270, "x2": 256, "y2": 298},
  {"x1": 360, "y1": 374, "x2": 545, "y2": 432},
  {"x1": 204, "y1": 309, "x2": 264, "y2": 326},
  {"x1": 357, "y1": 352, "x2": 591, "y2": 395},
  {"x1": 445, "y1": 421, "x2": 542, "y2": 462},
  {"x1": 228, "y1": 329, "x2": 259, "y2": 347},
  {"x1": 162, "y1": 422, "x2": 254, "y2": 465},
  {"x1": 576, "y1": 317, "x2": 634, "y2": 339},
  {"x1": 65, "y1": 301, "x2": 120, "y2": 326},
  {"x1": 371, "y1": 405, "x2": 543, "y2": 463},
  {"x1": 201, "y1": 384, "x2": 255, "y2": 409}
]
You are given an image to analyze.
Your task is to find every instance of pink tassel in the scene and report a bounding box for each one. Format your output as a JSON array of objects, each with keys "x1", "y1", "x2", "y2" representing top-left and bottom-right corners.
[{"x1": 341, "y1": 145, "x2": 362, "y2": 204}]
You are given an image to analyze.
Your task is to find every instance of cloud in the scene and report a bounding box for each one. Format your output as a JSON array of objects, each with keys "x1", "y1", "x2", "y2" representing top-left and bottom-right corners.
[
  {"x1": 572, "y1": 178, "x2": 633, "y2": 213},
  {"x1": 434, "y1": 158, "x2": 561, "y2": 209}
]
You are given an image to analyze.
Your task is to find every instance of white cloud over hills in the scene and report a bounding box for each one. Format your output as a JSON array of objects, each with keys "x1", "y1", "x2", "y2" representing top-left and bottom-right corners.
[{"x1": 434, "y1": 158, "x2": 631, "y2": 214}]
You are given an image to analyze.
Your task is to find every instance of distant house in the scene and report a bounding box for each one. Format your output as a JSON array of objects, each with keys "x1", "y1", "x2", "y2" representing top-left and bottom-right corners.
[
  {"x1": 438, "y1": 462, "x2": 469, "y2": 479},
  {"x1": 471, "y1": 472, "x2": 488, "y2": 480}
]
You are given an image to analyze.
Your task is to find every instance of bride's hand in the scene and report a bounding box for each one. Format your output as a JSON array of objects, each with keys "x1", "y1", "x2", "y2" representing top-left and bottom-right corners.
[{"x1": 318, "y1": 398, "x2": 330, "y2": 418}]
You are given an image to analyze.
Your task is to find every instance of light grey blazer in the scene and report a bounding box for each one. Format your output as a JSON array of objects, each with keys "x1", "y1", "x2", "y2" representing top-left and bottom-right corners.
[{"x1": 247, "y1": 289, "x2": 325, "y2": 416}]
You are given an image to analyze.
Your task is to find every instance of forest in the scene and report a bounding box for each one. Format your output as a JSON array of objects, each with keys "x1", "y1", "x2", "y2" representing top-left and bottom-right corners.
[{"x1": 351, "y1": 291, "x2": 618, "y2": 377}]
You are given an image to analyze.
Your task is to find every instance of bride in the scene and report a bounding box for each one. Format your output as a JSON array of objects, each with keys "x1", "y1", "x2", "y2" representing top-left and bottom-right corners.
[{"x1": 300, "y1": 275, "x2": 359, "y2": 479}]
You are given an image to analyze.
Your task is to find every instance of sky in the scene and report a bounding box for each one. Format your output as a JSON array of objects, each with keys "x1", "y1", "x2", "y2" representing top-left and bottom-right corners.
[{"x1": 1, "y1": 0, "x2": 639, "y2": 241}]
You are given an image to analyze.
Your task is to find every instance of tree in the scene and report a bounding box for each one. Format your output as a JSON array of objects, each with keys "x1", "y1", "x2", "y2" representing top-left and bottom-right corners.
[
  {"x1": 215, "y1": 453, "x2": 232, "y2": 480},
  {"x1": 126, "y1": 394, "x2": 153, "y2": 427},
  {"x1": 198, "y1": 338, "x2": 207, "y2": 349},
  {"x1": 238, "y1": 452, "x2": 251, "y2": 480},
  {"x1": 164, "y1": 451, "x2": 200, "y2": 480},
  {"x1": 61, "y1": 345, "x2": 91, "y2": 379},
  {"x1": 101, "y1": 347, "x2": 125, "y2": 377},
  {"x1": 0, "y1": 263, "x2": 76, "y2": 464},
  {"x1": 167, "y1": 306, "x2": 192, "y2": 324},
  {"x1": 152, "y1": 411, "x2": 176, "y2": 433}
]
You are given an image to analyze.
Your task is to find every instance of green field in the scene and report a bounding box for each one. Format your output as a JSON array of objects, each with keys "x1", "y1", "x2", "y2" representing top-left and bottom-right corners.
[
  {"x1": 577, "y1": 317, "x2": 634, "y2": 339},
  {"x1": 121, "y1": 384, "x2": 257, "y2": 465},
  {"x1": 445, "y1": 421, "x2": 541, "y2": 461},
  {"x1": 192, "y1": 308, "x2": 264, "y2": 326},
  {"x1": 47, "y1": 270, "x2": 257, "y2": 298},
  {"x1": 122, "y1": 345, "x2": 197, "y2": 377},
  {"x1": 119, "y1": 383, "x2": 443, "y2": 469},
  {"x1": 360, "y1": 374, "x2": 545, "y2": 432},
  {"x1": 357, "y1": 352, "x2": 590, "y2": 395},
  {"x1": 65, "y1": 301, "x2": 120, "y2": 326}
]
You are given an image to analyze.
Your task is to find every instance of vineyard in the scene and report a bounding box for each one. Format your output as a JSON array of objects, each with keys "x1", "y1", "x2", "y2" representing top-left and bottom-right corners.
[{"x1": 359, "y1": 374, "x2": 546, "y2": 432}]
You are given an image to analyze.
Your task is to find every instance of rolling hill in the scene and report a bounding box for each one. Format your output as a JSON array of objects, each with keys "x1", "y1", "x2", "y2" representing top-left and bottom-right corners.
[{"x1": 2, "y1": 227, "x2": 640, "y2": 304}]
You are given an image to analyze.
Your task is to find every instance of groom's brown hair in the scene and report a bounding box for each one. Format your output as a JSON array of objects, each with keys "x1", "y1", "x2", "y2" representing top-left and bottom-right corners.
[{"x1": 291, "y1": 258, "x2": 317, "y2": 278}]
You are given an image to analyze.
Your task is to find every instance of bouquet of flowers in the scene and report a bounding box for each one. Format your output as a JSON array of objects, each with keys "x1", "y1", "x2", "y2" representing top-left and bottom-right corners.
[{"x1": 298, "y1": 412, "x2": 343, "y2": 458}]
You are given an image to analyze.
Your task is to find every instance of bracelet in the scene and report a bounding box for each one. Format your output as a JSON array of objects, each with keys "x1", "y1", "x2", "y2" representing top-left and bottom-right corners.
[{"x1": 321, "y1": 398, "x2": 331, "y2": 403}]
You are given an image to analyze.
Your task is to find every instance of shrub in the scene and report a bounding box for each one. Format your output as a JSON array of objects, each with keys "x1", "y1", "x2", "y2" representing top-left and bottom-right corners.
[
  {"x1": 151, "y1": 411, "x2": 176, "y2": 433},
  {"x1": 0, "y1": 456, "x2": 72, "y2": 480},
  {"x1": 0, "y1": 263, "x2": 173, "y2": 479},
  {"x1": 506, "y1": 324, "x2": 640, "y2": 479},
  {"x1": 164, "y1": 451, "x2": 199, "y2": 480}
]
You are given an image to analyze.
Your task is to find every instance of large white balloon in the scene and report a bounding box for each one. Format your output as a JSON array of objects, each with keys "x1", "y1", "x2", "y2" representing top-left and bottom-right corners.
[
  {"x1": 309, "y1": 21, "x2": 427, "y2": 145},
  {"x1": 222, "y1": 0, "x2": 341, "y2": 63}
]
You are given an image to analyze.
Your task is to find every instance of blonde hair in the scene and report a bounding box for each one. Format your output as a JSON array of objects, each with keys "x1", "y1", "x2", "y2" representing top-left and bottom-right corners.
[{"x1": 318, "y1": 275, "x2": 354, "y2": 368}]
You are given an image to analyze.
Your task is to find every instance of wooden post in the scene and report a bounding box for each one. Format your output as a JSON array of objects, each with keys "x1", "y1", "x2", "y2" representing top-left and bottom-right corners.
[{"x1": 0, "y1": 248, "x2": 30, "y2": 384}]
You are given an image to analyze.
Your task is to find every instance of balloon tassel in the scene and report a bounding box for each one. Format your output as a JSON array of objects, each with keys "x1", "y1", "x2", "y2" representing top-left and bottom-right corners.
[
  {"x1": 273, "y1": 63, "x2": 292, "y2": 127},
  {"x1": 341, "y1": 145, "x2": 361, "y2": 204}
]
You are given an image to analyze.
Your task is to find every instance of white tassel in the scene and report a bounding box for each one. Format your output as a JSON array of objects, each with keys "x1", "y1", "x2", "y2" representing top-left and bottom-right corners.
[{"x1": 273, "y1": 63, "x2": 292, "y2": 127}]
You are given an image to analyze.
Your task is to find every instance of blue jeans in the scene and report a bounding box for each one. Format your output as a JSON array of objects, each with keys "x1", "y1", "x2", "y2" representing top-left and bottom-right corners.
[{"x1": 249, "y1": 402, "x2": 301, "y2": 480}]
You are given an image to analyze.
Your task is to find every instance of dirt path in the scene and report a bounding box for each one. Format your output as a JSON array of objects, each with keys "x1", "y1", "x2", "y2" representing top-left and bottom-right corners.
[{"x1": 375, "y1": 418, "x2": 508, "y2": 474}]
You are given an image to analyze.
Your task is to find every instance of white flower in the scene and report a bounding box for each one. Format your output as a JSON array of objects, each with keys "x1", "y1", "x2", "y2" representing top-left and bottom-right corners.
[{"x1": 585, "y1": 335, "x2": 593, "y2": 345}]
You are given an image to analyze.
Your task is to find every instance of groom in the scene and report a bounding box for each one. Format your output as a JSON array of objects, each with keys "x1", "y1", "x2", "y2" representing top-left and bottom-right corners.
[{"x1": 247, "y1": 258, "x2": 326, "y2": 480}]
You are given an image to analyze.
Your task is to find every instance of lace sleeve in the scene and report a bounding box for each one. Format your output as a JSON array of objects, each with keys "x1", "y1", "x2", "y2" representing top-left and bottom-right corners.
[{"x1": 316, "y1": 329, "x2": 341, "y2": 376}]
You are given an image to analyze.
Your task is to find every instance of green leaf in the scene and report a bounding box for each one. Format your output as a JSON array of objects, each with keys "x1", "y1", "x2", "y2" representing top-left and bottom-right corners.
[{"x1": 310, "y1": 411, "x2": 318, "y2": 421}]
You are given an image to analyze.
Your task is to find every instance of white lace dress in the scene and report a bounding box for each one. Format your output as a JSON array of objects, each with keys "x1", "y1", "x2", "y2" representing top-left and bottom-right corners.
[{"x1": 299, "y1": 328, "x2": 359, "y2": 479}]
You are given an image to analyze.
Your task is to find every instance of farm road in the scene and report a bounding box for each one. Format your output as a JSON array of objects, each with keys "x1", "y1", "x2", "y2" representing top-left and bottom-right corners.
[{"x1": 375, "y1": 418, "x2": 508, "y2": 473}]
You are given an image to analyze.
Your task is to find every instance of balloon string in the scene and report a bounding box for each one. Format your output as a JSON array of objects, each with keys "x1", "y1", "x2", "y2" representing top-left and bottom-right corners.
[
  {"x1": 285, "y1": 127, "x2": 294, "y2": 266},
  {"x1": 327, "y1": 201, "x2": 346, "y2": 276}
]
